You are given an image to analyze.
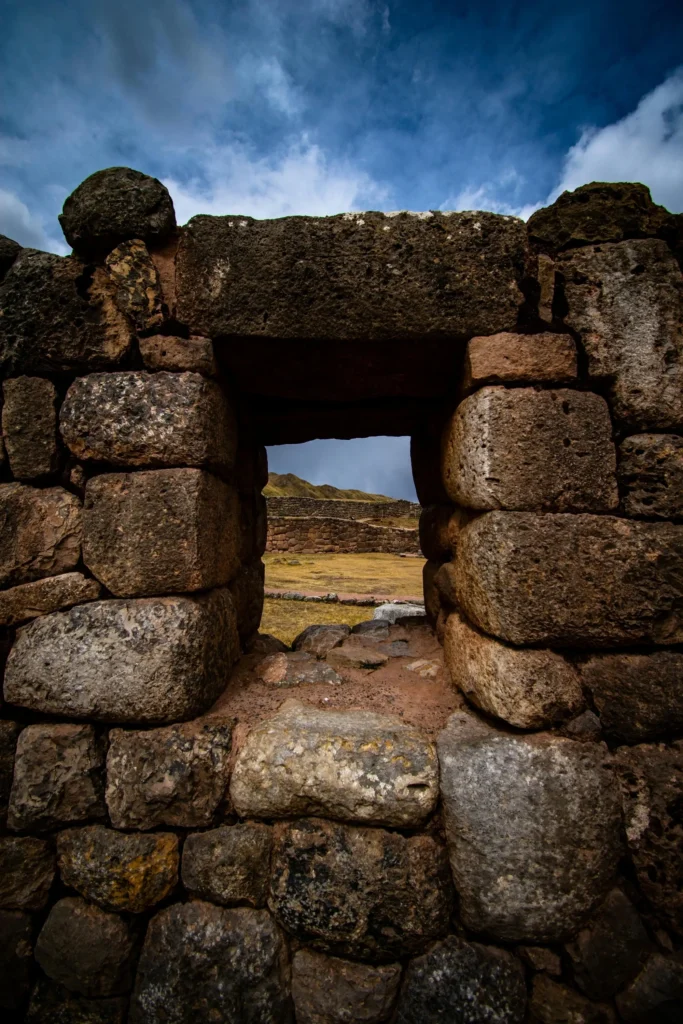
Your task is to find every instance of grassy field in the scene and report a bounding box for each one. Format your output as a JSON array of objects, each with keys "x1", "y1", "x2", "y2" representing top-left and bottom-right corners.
[
  {"x1": 260, "y1": 598, "x2": 373, "y2": 646},
  {"x1": 263, "y1": 552, "x2": 424, "y2": 597}
]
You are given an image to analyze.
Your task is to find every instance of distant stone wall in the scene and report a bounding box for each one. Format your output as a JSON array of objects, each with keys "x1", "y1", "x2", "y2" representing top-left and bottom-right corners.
[
  {"x1": 265, "y1": 496, "x2": 421, "y2": 519},
  {"x1": 267, "y1": 516, "x2": 421, "y2": 554}
]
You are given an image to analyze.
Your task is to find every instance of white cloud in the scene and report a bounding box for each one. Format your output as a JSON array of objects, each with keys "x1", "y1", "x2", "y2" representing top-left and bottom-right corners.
[
  {"x1": 237, "y1": 56, "x2": 302, "y2": 116},
  {"x1": 0, "y1": 188, "x2": 68, "y2": 254},
  {"x1": 165, "y1": 136, "x2": 388, "y2": 223},
  {"x1": 442, "y1": 183, "x2": 539, "y2": 221}
]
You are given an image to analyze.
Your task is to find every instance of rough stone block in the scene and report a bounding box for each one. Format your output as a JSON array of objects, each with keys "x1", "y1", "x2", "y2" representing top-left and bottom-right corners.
[
  {"x1": 613, "y1": 741, "x2": 683, "y2": 937},
  {"x1": 2, "y1": 376, "x2": 58, "y2": 479},
  {"x1": 0, "y1": 909, "x2": 32, "y2": 1010},
  {"x1": 0, "y1": 484, "x2": 82, "y2": 588},
  {"x1": 256, "y1": 651, "x2": 342, "y2": 687},
  {"x1": 269, "y1": 817, "x2": 452, "y2": 961},
  {"x1": 615, "y1": 953, "x2": 683, "y2": 1023},
  {"x1": 59, "y1": 167, "x2": 176, "y2": 260},
  {"x1": 182, "y1": 823, "x2": 272, "y2": 908},
  {"x1": 26, "y1": 977, "x2": 129, "y2": 1024},
  {"x1": 422, "y1": 559, "x2": 441, "y2": 624},
  {"x1": 35, "y1": 897, "x2": 138, "y2": 997},
  {"x1": 529, "y1": 975, "x2": 617, "y2": 1024},
  {"x1": 437, "y1": 712, "x2": 622, "y2": 942},
  {"x1": 106, "y1": 717, "x2": 233, "y2": 829},
  {"x1": 292, "y1": 949, "x2": 401, "y2": 1024},
  {"x1": 57, "y1": 826, "x2": 179, "y2": 913},
  {"x1": 130, "y1": 903, "x2": 291, "y2": 1024},
  {"x1": 139, "y1": 334, "x2": 217, "y2": 375},
  {"x1": 395, "y1": 936, "x2": 526, "y2": 1024},
  {"x1": 292, "y1": 623, "x2": 350, "y2": 657},
  {"x1": 0, "y1": 837, "x2": 55, "y2": 910},
  {"x1": 326, "y1": 641, "x2": 389, "y2": 671},
  {"x1": 410, "y1": 427, "x2": 450, "y2": 506},
  {"x1": 581, "y1": 651, "x2": 683, "y2": 742},
  {"x1": 0, "y1": 233, "x2": 21, "y2": 282},
  {"x1": 83, "y1": 469, "x2": 240, "y2": 597},
  {"x1": 561, "y1": 238, "x2": 683, "y2": 429},
  {"x1": 464, "y1": 331, "x2": 577, "y2": 388},
  {"x1": 434, "y1": 561, "x2": 458, "y2": 607},
  {"x1": 0, "y1": 721, "x2": 20, "y2": 827},
  {"x1": 517, "y1": 946, "x2": 562, "y2": 976},
  {"x1": 418, "y1": 504, "x2": 454, "y2": 561},
  {"x1": 0, "y1": 251, "x2": 131, "y2": 375},
  {"x1": 8, "y1": 723, "x2": 106, "y2": 832},
  {"x1": 565, "y1": 889, "x2": 651, "y2": 1000},
  {"x1": 442, "y1": 388, "x2": 618, "y2": 512},
  {"x1": 4, "y1": 589, "x2": 239, "y2": 724},
  {"x1": 454, "y1": 512, "x2": 683, "y2": 646},
  {"x1": 229, "y1": 558, "x2": 265, "y2": 645},
  {"x1": 619, "y1": 433, "x2": 683, "y2": 519},
  {"x1": 231, "y1": 702, "x2": 438, "y2": 827},
  {"x1": 0, "y1": 572, "x2": 101, "y2": 627},
  {"x1": 444, "y1": 611, "x2": 584, "y2": 729},
  {"x1": 105, "y1": 238, "x2": 164, "y2": 331},
  {"x1": 60, "y1": 371, "x2": 237, "y2": 470}
]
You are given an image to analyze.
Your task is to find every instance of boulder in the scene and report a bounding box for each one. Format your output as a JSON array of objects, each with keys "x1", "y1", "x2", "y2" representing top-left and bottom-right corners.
[
  {"x1": 613, "y1": 741, "x2": 683, "y2": 936},
  {"x1": 83, "y1": 469, "x2": 240, "y2": 597},
  {"x1": 2, "y1": 376, "x2": 58, "y2": 479},
  {"x1": 529, "y1": 975, "x2": 617, "y2": 1024},
  {"x1": 130, "y1": 902, "x2": 291, "y2": 1024},
  {"x1": 35, "y1": 897, "x2": 138, "y2": 997},
  {"x1": 581, "y1": 651, "x2": 683, "y2": 742},
  {"x1": 231, "y1": 702, "x2": 438, "y2": 827},
  {"x1": 59, "y1": 167, "x2": 176, "y2": 260},
  {"x1": 0, "y1": 720, "x2": 20, "y2": 826},
  {"x1": 437, "y1": 712, "x2": 622, "y2": 942},
  {"x1": 291, "y1": 949, "x2": 401, "y2": 1024},
  {"x1": 0, "y1": 234, "x2": 21, "y2": 281},
  {"x1": 619, "y1": 434, "x2": 683, "y2": 519},
  {"x1": 616, "y1": 953, "x2": 683, "y2": 1023},
  {"x1": 4, "y1": 590, "x2": 239, "y2": 724},
  {"x1": 395, "y1": 936, "x2": 526, "y2": 1024},
  {"x1": 463, "y1": 331, "x2": 577, "y2": 389},
  {"x1": 0, "y1": 910, "x2": 32, "y2": 1010},
  {"x1": 561, "y1": 238, "x2": 683, "y2": 429},
  {"x1": 0, "y1": 837, "x2": 54, "y2": 910},
  {"x1": 256, "y1": 652, "x2": 342, "y2": 687},
  {"x1": 326, "y1": 641, "x2": 389, "y2": 670},
  {"x1": 105, "y1": 238, "x2": 164, "y2": 331},
  {"x1": 57, "y1": 826, "x2": 179, "y2": 912},
  {"x1": 182, "y1": 823, "x2": 272, "y2": 908},
  {"x1": 8, "y1": 723, "x2": 106, "y2": 832},
  {"x1": 269, "y1": 817, "x2": 452, "y2": 960},
  {"x1": 454, "y1": 512, "x2": 683, "y2": 646},
  {"x1": 106, "y1": 717, "x2": 232, "y2": 829},
  {"x1": 26, "y1": 977, "x2": 128, "y2": 1024},
  {"x1": 441, "y1": 387, "x2": 617, "y2": 512},
  {"x1": 351, "y1": 620, "x2": 390, "y2": 640},
  {"x1": 0, "y1": 251, "x2": 131, "y2": 375},
  {"x1": 139, "y1": 333, "x2": 217, "y2": 375},
  {"x1": 0, "y1": 572, "x2": 101, "y2": 627},
  {"x1": 444, "y1": 611, "x2": 584, "y2": 729},
  {"x1": 229, "y1": 558, "x2": 265, "y2": 644},
  {"x1": 292, "y1": 623, "x2": 351, "y2": 657},
  {"x1": 60, "y1": 371, "x2": 237, "y2": 470},
  {"x1": 0, "y1": 483, "x2": 82, "y2": 588},
  {"x1": 565, "y1": 889, "x2": 651, "y2": 1000}
]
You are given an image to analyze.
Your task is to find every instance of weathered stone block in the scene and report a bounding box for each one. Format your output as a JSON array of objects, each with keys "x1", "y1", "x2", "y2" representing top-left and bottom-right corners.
[
  {"x1": 454, "y1": 512, "x2": 683, "y2": 646},
  {"x1": 35, "y1": 897, "x2": 138, "y2": 997},
  {"x1": 613, "y1": 741, "x2": 683, "y2": 937},
  {"x1": 411, "y1": 427, "x2": 450, "y2": 506},
  {"x1": 565, "y1": 889, "x2": 651, "y2": 1000},
  {"x1": 182, "y1": 823, "x2": 272, "y2": 908},
  {"x1": 444, "y1": 611, "x2": 584, "y2": 729},
  {"x1": 326, "y1": 641, "x2": 389, "y2": 671},
  {"x1": 58, "y1": 826, "x2": 178, "y2": 912},
  {"x1": 231, "y1": 702, "x2": 438, "y2": 827},
  {"x1": 269, "y1": 817, "x2": 452, "y2": 961},
  {"x1": 615, "y1": 953, "x2": 683, "y2": 1023},
  {"x1": 292, "y1": 623, "x2": 350, "y2": 657},
  {"x1": 0, "y1": 484, "x2": 81, "y2": 588},
  {"x1": 438, "y1": 712, "x2": 622, "y2": 942},
  {"x1": 422, "y1": 559, "x2": 441, "y2": 624},
  {"x1": 2, "y1": 376, "x2": 58, "y2": 479},
  {"x1": 26, "y1": 977, "x2": 129, "y2": 1024},
  {"x1": 0, "y1": 572, "x2": 101, "y2": 627},
  {"x1": 395, "y1": 936, "x2": 526, "y2": 1024},
  {"x1": 619, "y1": 433, "x2": 683, "y2": 518},
  {"x1": 106, "y1": 717, "x2": 232, "y2": 829},
  {"x1": 292, "y1": 949, "x2": 401, "y2": 1024},
  {"x1": 517, "y1": 946, "x2": 562, "y2": 975},
  {"x1": 0, "y1": 837, "x2": 55, "y2": 910},
  {"x1": 442, "y1": 388, "x2": 617, "y2": 512},
  {"x1": 229, "y1": 558, "x2": 265, "y2": 645},
  {"x1": 0, "y1": 909, "x2": 32, "y2": 1010},
  {"x1": 139, "y1": 334, "x2": 217, "y2": 375},
  {"x1": 8, "y1": 723, "x2": 106, "y2": 832},
  {"x1": 418, "y1": 504, "x2": 453, "y2": 561},
  {"x1": 0, "y1": 251, "x2": 131, "y2": 375},
  {"x1": 0, "y1": 720, "x2": 20, "y2": 827},
  {"x1": 0, "y1": 233, "x2": 21, "y2": 282},
  {"x1": 60, "y1": 371, "x2": 237, "y2": 470},
  {"x1": 464, "y1": 331, "x2": 577, "y2": 388},
  {"x1": 59, "y1": 167, "x2": 176, "y2": 260},
  {"x1": 256, "y1": 651, "x2": 342, "y2": 687},
  {"x1": 4, "y1": 590, "x2": 239, "y2": 724},
  {"x1": 529, "y1": 975, "x2": 617, "y2": 1024},
  {"x1": 581, "y1": 651, "x2": 683, "y2": 742},
  {"x1": 130, "y1": 902, "x2": 291, "y2": 1024},
  {"x1": 561, "y1": 238, "x2": 683, "y2": 428},
  {"x1": 105, "y1": 238, "x2": 164, "y2": 331},
  {"x1": 83, "y1": 469, "x2": 240, "y2": 597}
]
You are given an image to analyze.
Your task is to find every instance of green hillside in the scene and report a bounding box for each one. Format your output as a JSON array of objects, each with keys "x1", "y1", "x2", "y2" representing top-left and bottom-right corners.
[{"x1": 263, "y1": 472, "x2": 392, "y2": 502}]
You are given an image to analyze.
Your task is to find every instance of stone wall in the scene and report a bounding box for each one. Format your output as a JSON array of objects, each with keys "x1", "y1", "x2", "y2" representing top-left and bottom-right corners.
[
  {"x1": 267, "y1": 516, "x2": 421, "y2": 554},
  {"x1": 265, "y1": 496, "x2": 421, "y2": 519},
  {"x1": 0, "y1": 172, "x2": 682, "y2": 1022}
]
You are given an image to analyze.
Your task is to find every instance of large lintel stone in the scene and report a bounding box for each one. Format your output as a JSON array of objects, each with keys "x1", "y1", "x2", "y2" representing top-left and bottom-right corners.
[
  {"x1": 4, "y1": 589, "x2": 239, "y2": 724},
  {"x1": 454, "y1": 511, "x2": 683, "y2": 646},
  {"x1": 0, "y1": 484, "x2": 82, "y2": 588}
]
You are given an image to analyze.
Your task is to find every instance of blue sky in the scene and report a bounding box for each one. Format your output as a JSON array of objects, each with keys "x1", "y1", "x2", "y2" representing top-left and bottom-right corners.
[{"x1": 2, "y1": 0, "x2": 682, "y2": 499}]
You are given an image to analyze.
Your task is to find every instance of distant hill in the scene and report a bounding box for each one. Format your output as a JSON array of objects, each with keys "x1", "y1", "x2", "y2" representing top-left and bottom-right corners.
[{"x1": 263, "y1": 472, "x2": 393, "y2": 502}]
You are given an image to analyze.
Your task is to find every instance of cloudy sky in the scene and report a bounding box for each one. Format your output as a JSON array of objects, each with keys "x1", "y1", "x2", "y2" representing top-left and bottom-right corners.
[{"x1": 2, "y1": 1, "x2": 682, "y2": 499}]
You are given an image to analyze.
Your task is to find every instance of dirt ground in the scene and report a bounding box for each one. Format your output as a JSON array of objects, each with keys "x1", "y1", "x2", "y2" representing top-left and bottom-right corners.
[{"x1": 263, "y1": 551, "x2": 424, "y2": 597}]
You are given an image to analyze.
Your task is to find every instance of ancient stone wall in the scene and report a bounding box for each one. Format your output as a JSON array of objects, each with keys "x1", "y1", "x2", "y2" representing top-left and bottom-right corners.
[
  {"x1": 0, "y1": 172, "x2": 682, "y2": 1022},
  {"x1": 265, "y1": 496, "x2": 421, "y2": 519},
  {"x1": 267, "y1": 516, "x2": 420, "y2": 554}
]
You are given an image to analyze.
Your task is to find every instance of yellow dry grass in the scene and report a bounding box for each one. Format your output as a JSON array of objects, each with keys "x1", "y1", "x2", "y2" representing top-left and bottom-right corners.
[
  {"x1": 263, "y1": 552, "x2": 424, "y2": 597},
  {"x1": 260, "y1": 598, "x2": 373, "y2": 646}
]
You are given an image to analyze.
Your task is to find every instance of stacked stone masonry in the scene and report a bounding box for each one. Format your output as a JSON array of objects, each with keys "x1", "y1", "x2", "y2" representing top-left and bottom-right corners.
[
  {"x1": 0, "y1": 170, "x2": 682, "y2": 1022},
  {"x1": 265, "y1": 497, "x2": 421, "y2": 554}
]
